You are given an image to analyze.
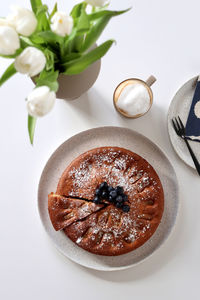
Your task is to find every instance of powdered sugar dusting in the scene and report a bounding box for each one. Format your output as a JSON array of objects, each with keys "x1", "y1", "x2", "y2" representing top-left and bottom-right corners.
[
  {"x1": 68, "y1": 149, "x2": 148, "y2": 197},
  {"x1": 62, "y1": 147, "x2": 163, "y2": 255},
  {"x1": 76, "y1": 237, "x2": 82, "y2": 244}
]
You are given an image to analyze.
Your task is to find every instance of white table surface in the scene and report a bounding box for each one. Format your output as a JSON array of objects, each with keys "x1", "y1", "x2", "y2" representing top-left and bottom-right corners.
[{"x1": 0, "y1": 0, "x2": 200, "y2": 299}]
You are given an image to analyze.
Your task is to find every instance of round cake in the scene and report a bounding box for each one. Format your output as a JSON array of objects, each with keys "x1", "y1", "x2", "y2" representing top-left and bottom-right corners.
[{"x1": 49, "y1": 146, "x2": 164, "y2": 256}]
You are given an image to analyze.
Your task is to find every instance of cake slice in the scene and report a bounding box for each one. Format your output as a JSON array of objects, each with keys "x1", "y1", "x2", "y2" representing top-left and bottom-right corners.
[{"x1": 48, "y1": 193, "x2": 104, "y2": 231}]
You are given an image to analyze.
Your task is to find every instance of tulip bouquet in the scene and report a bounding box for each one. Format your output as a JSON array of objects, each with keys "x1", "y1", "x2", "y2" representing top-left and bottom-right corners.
[{"x1": 0, "y1": 0, "x2": 129, "y2": 144}]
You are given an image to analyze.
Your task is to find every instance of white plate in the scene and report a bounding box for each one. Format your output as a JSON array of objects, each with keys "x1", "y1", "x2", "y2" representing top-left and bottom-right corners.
[
  {"x1": 168, "y1": 76, "x2": 200, "y2": 169},
  {"x1": 38, "y1": 126, "x2": 179, "y2": 271}
]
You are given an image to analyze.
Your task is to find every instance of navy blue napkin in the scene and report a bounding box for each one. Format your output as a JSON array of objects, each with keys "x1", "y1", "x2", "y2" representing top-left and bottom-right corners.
[{"x1": 185, "y1": 76, "x2": 200, "y2": 142}]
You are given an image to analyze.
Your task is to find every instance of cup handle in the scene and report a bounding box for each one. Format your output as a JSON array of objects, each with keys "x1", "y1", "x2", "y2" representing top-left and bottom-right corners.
[{"x1": 146, "y1": 75, "x2": 157, "y2": 87}]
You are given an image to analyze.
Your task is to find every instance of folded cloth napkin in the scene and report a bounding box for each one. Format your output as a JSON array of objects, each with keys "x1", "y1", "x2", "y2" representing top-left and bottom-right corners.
[{"x1": 185, "y1": 75, "x2": 200, "y2": 142}]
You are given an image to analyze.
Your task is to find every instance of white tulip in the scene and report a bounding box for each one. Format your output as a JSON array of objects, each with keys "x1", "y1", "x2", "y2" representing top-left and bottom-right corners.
[
  {"x1": 0, "y1": 18, "x2": 14, "y2": 27},
  {"x1": 7, "y1": 6, "x2": 37, "y2": 36},
  {"x1": 50, "y1": 12, "x2": 73, "y2": 37},
  {"x1": 27, "y1": 86, "x2": 56, "y2": 117},
  {"x1": 15, "y1": 47, "x2": 46, "y2": 77},
  {"x1": 85, "y1": 0, "x2": 109, "y2": 7},
  {"x1": 0, "y1": 25, "x2": 20, "y2": 55}
]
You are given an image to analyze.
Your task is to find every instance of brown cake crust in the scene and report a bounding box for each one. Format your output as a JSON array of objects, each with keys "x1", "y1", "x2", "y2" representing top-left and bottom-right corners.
[{"x1": 54, "y1": 147, "x2": 164, "y2": 256}]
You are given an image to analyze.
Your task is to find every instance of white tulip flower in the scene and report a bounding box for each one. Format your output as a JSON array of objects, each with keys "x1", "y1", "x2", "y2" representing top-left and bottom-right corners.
[
  {"x1": 0, "y1": 25, "x2": 20, "y2": 55},
  {"x1": 27, "y1": 86, "x2": 56, "y2": 117},
  {"x1": 15, "y1": 47, "x2": 46, "y2": 77},
  {"x1": 50, "y1": 12, "x2": 73, "y2": 37},
  {"x1": 7, "y1": 6, "x2": 37, "y2": 36},
  {"x1": 0, "y1": 18, "x2": 14, "y2": 27},
  {"x1": 85, "y1": 0, "x2": 109, "y2": 7}
]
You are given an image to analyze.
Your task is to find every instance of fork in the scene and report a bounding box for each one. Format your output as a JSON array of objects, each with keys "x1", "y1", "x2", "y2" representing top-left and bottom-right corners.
[{"x1": 172, "y1": 116, "x2": 200, "y2": 176}]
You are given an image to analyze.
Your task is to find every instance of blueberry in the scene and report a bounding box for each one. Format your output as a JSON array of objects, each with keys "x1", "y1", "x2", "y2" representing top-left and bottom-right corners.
[
  {"x1": 116, "y1": 202, "x2": 123, "y2": 208},
  {"x1": 123, "y1": 194, "x2": 128, "y2": 202},
  {"x1": 108, "y1": 186, "x2": 114, "y2": 192},
  {"x1": 101, "y1": 190, "x2": 108, "y2": 199},
  {"x1": 122, "y1": 205, "x2": 130, "y2": 212},
  {"x1": 110, "y1": 190, "x2": 117, "y2": 198},
  {"x1": 100, "y1": 182, "x2": 108, "y2": 190},
  {"x1": 95, "y1": 188, "x2": 101, "y2": 196},
  {"x1": 93, "y1": 196, "x2": 100, "y2": 204},
  {"x1": 116, "y1": 186, "x2": 124, "y2": 195},
  {"x1": 116, "y1": 195, "x2": 123, "y2": 203},
  {"x1": 108, "y1": 195, "x2": 114, "y2": 202}
]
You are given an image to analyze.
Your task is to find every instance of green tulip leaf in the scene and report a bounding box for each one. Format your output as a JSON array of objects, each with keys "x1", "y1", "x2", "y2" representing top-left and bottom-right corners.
[
  {"x1": 63, "y1": 4, "x2": 90, "y2": 55},
  {"x1": 80, "y1": 15, "x2": 111, "y2": 52},
  {"x1": 0, "y1": 63, "x2": 17, "y2": 87},
  {"x1": 20, "y1": 36, "x2": 41, "y2": 49},
  {"x1": 88, "y1": 8, "x2": 131, "y2": 21},
  {"x1": 30, "y1": 34, "x2": 45, "y2": 44},
  {"x1": 61, "y1": 52, "x2": 82, "y2": 63},
  {"x1": 70, "y1": 3, "x2": 86, "y2": 20},
  {"x1": 36, "y1": 31, "x2": 63, "y2": 45},
  {"x1": 35, "y1": 70, "x2": 59, "y2": 92},
  {"x1": 62, "y1": 28, "x2": 77, "y2": 55},
  {"x1": 73, "y1": 35, "x2": 85, "y2": 52},
  {"x1": 76, "y1": 9, "x2": 90, "y2": 33},
  {"x1": 62, "y1": 39, "x2": 114, "y2": 75},
  {"x1": 44, "y1": 49, "x2": 55, "y2": 71},
  {"x1": 29, "y1": 34, "x2": 59, "y2": 55},
  {"x1": 30, "y1": 0, "x2": 43, "y2": 14},
  {"x1": 28, "y1": 115, "x2": 37, "y2": 145},
  {"x1": 36, "y1": 13, "x2": 50, "y2": 31},
  {"x1": 81, "y1": 9, "x2": 129, "y2": 52},
  {"x1": 30, "y1": 0, "x2": 49, "y2": 31},
  {"x1": 36, "y1": 4, "x2": 48, "y2": 17},
  {"x1": 49, "y1": 3, "x2": 58, "y2": 19},
  {"x1": 30, "y1": 0, "x2": 50, "y2": 31}
]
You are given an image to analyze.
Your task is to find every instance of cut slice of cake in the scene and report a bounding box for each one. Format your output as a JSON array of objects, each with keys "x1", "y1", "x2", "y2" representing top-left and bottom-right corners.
[{"x1": 48, "y1": 193, "x2": 104, "y2": 231}]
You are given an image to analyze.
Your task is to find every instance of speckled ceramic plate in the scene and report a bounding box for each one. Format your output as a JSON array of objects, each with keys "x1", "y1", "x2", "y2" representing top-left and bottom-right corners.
[
  {"x1": 38, "y1": 126, "x2": 179, "y2": 271},
  {"x1": 168, "y1": 76, "x2": 200, "y2": 169}
]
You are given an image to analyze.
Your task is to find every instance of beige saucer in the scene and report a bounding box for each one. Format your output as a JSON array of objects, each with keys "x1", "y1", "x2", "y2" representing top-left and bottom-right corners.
[{"x1": 113, "y1": 76, "x2": 156, "y2": 118}]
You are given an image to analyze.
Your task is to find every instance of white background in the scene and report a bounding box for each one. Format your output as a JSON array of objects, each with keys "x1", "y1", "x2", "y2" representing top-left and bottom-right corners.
[{"x1": 0, "y1": 0, "x2": 200, "y2": 299}]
